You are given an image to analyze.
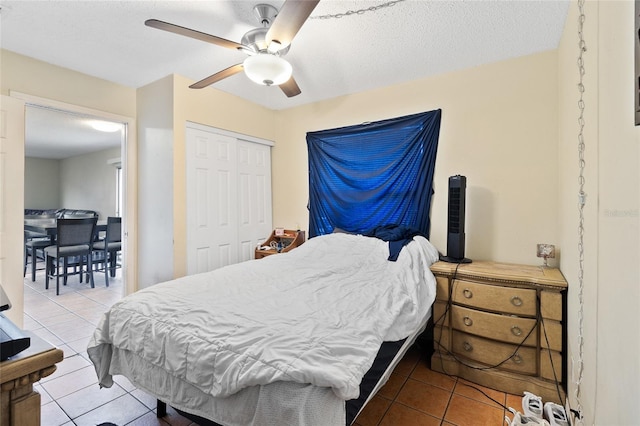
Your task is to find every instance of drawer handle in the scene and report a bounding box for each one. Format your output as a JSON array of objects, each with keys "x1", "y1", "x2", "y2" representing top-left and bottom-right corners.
[
  {"x1": 463, "y1": 316, "x2": 473, "y2": 326},
  {"x1": 511, "y1": 326, "x2": 523, "y2": 336},
  {"x1": 463, "y1": 342, "x2": 473, "y2": 352},
  {"x1": 512, "y1": 354, "x2": 523, "y2": 364},
  {"x1": 511, "y1": 296, "x2": 523, "y2": 307},
  {"x1": 463, "y1": 289, "x2": 473, "y2": 299}
]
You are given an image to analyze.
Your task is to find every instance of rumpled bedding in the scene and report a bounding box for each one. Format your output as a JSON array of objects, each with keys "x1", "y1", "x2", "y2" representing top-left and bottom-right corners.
[{"x1": 87, "y1": 233, "x2": 439, "y2": 424}]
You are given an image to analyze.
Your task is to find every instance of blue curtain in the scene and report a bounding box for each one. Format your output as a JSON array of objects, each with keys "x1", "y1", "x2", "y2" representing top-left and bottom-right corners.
[{"x1": 307, "y1": 109, "x2": 442, "y2": 238}]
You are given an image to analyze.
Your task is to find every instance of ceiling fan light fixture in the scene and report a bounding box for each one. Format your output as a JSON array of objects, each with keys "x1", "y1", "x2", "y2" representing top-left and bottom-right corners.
[{"x1": 243, "y1": 54, "x2": 292, "y2": 86}]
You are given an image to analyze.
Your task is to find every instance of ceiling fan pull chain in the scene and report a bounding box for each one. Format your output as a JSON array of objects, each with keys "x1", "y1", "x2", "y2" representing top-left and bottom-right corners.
[{"x1": 311, "y1": 0, "x2": 405, "y2": 20}]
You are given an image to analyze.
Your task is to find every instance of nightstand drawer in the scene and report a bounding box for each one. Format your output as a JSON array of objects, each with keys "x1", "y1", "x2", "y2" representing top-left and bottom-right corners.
[
  {"x1": 452, "y1": 331, "x2": 537, "y2": 375},
  {"x1": 451, "y1": 305, "x2": 537, "y2": 346},
  {"x1": 452, "y1": 280, "x2": 537, "y2": 316}
]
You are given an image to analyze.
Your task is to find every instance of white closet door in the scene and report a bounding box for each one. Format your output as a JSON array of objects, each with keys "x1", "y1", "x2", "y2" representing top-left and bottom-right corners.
[
  {"x1": 186, "y1": 124, "x2": 272, "y2": 275},
  {"x1": 237, "y1": 140, "x2": 273, "y2": 262},
  {"x1": 187, "y1": 127, "x2": 238, "y2": 274}
]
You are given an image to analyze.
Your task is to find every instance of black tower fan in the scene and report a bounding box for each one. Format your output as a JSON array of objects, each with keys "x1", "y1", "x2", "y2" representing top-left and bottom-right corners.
[{"x1": 441, "y1": 175, "x2": 472, "y2": 263}]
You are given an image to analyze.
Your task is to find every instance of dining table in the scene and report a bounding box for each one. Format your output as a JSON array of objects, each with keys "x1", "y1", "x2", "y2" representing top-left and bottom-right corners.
[{"x1": 24, "y1": 217, "x2": 107, "y2": 242}]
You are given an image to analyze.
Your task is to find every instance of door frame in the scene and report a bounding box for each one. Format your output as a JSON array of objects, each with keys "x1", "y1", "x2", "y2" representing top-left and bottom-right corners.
[
  {"x1": 1, "y1": 95, "x2": 26, "y2": 325},
  {"x1": 11, "y1": 91, "x2": 138, "y2": 297}
]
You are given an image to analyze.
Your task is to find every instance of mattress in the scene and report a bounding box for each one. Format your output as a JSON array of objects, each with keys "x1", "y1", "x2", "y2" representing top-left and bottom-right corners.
[
  {"x1": 168, "y1": 317, "x2": 430, "y2": 426},
  {"x1": 88, "y1": 232, "x2": 439, "y2": 426}
]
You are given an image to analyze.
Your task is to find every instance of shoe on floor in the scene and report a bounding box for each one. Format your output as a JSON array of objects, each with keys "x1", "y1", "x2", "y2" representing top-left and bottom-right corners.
[
  {"x1": 522, "y1": 391, "x2": 544, "y2": 419},
  {"x1": 506, "y1": 408, "x2": 551, "y2": 426},
  {"x1": 544, "y1": 401, "x2": 569, "y2": 426}
]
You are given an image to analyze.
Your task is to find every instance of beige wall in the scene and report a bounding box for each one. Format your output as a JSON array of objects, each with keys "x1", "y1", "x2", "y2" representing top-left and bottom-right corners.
[
  {"x1": 60, "y1": 147, "x2": 121, "y2": 218},
  {"x1": 275, "y1": 51, "x2": 559, "y2": 266},
  {"x1": 1, "y1": 50, "x2": 136, "y2": 118},
  {"x1": 136, "y1": 75, "x2": 175, "y2": 288},
  {"x1": 24, "y1": 157, "x2": 60, "y2": 209},
  {"x1": 558, "y1": 1, "x2": 639, "y2": 424},
  {"x1": 1, "y1": 49, "x2": 138, "y2": 301},
  {"x1": 25, "y1": 148, "x2": 119, "y2": 216}
]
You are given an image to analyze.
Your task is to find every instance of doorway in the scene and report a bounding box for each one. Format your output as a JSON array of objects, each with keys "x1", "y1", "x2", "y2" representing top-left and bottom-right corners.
[{"x1": 14, "y1": 92, "x2": 137, "y2": 319}]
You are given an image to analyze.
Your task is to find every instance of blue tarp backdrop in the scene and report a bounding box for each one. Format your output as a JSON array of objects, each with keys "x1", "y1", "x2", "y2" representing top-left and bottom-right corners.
[{"x1": 306, "y1": 109, "x2": 442, "y2": 238}]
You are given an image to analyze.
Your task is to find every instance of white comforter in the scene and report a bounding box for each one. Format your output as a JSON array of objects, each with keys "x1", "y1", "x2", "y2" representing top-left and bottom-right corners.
[{"x1": 88, "y1": 233, "x2": 438, "y2": 421}]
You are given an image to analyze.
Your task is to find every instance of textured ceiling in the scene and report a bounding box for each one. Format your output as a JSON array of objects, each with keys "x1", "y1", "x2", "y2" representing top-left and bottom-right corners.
[
  {"x1": 25, "y1": 106, "x2": 125, "y2": 160},
  {"x1": 0, "y1": 0, "x2": 569, "y2": 157}
]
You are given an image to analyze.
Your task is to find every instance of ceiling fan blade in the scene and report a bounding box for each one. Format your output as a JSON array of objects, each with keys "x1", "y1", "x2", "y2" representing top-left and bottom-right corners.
[
  {"x1": 145, "y1": 19, "x2": 247, "y2": 51},
  {"x1": 279, "y1": 76, "x2": 302, "y2": 98},
  {"x1": 266, "y1": 0, "x2": 320, "y2": 50},
  {"x1": 189, "y1": 64, "x2": 244, "y2": 89}
]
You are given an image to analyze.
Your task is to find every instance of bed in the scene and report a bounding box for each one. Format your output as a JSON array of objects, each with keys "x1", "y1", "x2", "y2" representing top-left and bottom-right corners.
[{"x1": 88, "y1": 231, "x2": 439, "y2": 425}]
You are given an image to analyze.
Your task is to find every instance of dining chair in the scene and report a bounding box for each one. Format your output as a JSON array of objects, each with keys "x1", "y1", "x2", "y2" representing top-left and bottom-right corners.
[
  {"x1": 92, "y1": 217, "x2": 122, "y2": 287},
  {"x1": 44, "y1": 217, "x2": 97, "y2": 295},
  {"x1": 23, "y1": 214, "x2": 56, "y2": 282},
  {"x1": 23, "y1": 231, "x2": 52, "y2": 282}
]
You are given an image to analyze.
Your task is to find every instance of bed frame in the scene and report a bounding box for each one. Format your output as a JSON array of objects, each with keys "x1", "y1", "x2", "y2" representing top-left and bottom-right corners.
[{"x1": 155, "y1": 319, "x2": 433, "y2": 426}]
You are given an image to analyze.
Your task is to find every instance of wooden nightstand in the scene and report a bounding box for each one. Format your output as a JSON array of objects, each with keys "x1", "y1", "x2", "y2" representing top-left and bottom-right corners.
[
  {"x1": 255, "y1": 230, "x2": 305, "y2": 259},
  {"x1": 1, "y1": 332, "x2": 64, "y2": 426},
  {"x1": 429, "y1": 261, "x2": 567, "y2": 403}
]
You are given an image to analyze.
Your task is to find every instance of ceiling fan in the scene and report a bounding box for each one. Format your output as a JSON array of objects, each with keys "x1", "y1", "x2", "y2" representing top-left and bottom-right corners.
[{"x1": 145, "y1": 0, "x2": 320, "y2": 97}]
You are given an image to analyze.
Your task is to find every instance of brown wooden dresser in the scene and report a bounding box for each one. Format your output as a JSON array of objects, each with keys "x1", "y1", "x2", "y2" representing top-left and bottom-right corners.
[
  {"x1": 429, "y1": 260, "x2": 567, "y2": 403},
  {"x1": 1, "y1": 332, "x2": 63, "y2": 426}
]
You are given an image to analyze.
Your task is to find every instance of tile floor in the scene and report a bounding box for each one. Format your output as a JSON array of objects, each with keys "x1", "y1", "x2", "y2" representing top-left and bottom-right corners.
[{"x1": 23, "y1": 264, "x2": 524, "y2": 426}]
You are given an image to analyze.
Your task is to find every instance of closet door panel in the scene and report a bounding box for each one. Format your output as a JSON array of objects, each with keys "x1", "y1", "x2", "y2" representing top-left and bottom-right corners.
[
  {"x1": 187, "y1": 127, "x2": 238, "y2": 274},
  {"x1": 237, "y1": 140, "x2": 272, "y2": 259},
  {"x1": 187, "y1": 125, "x2": 272, "y2": 275}
]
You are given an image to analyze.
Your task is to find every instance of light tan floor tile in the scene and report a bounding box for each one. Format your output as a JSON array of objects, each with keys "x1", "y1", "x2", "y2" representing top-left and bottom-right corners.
[
  {"x1": 56, "y1": 381, "x2": 126, "y2": 419},
  {"x1": 41, "y1": 401, "x2": 72, "y2": 426},
  {"x1": 29, "y1": 327, "x2": 64, "y2": 346},
  {"x1": 34, "y1": 383, "x2": 53, "y2": 405},
  {"x1": 132, "y1": 388, "x2": 161, "y2": 410},
  {"x1": 22, "y1": 313, "x2": 42, "y2": 329},
  {"x1": 72, "y1": 393, "x2": 150, "y2": 426},
  {"x1": 41, "y1": 353, "x2": 92, "y2": 383},
  {"x1": 113, "y1": 374, "x2": 137, "y2": 392},
  {"x1": 40, "y1": 365, "x2": 98, "y2": 399}
]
